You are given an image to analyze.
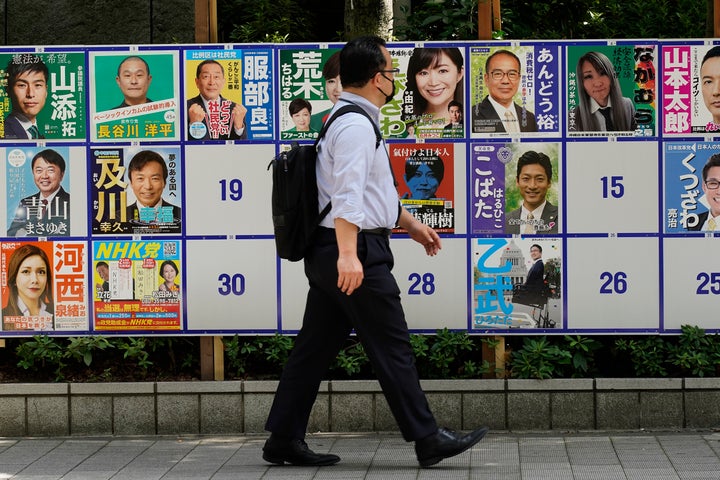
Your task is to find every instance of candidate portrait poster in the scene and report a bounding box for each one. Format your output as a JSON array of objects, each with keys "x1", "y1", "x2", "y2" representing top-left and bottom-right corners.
[
  {"x1": 1, "y1": 240, "x2": 87, "y2": 332},
  {"x1": 5, "y1": 146, "x2": 72, "y2": 238},
  {"x1": 661, "y1": 43, "x2": 720, "y2": 135},
  {"x1": 469, "y1": 44, "x2": 561, "y2": 137},
  {"x1": 567, "y1": 44, "x2": 656, "y2": 137},
  {"x1": 92, "y1": 240, "x2": 181, "y2": 331},
  {"x1": 664, "y1": 141, "x2": 720, "y2": 233},
  {"x1": 390, "y1": 142, "x2": 455, "y2": 233},
  {"x1": 278, "y1": 47, "x2": 341, "y2": 141},
  {"x1": 184, "y1": 48, "x2": 273, "y2": 141},
  {"x1": 0, "y1": 51, "x2": 86, "y2": 141},
  {"x1": 91, "y1": 146, "x2": 182, "y2": 236},
  {"x1": 89, "y1": 51, "x2": 180, "y2": 142},
  {"x1": 472, "y1": 237, "x2": 562, "y2": 330},
  {"x1": 384, "y1": 45, "x2": 466, "y2": 139},
  {"x1": 470, "y1": 142, "x2": 561, "y2": 236}
]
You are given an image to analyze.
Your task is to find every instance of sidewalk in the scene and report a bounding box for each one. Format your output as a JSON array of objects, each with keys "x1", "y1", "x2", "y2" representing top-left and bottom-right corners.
[{"x1": 1, "y1": 431, "x2": 720, "y2": 479}]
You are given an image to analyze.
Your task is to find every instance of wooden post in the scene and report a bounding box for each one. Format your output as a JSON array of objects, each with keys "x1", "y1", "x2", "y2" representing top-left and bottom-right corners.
[
  {"x1": 194, "y1": 0, "x2": 221, "y2": 382},
  {"x1": 194, "y1": 0, "x2": 218, "y2": 43},
  {"x1": 213, "y1": 336, "x2": 224, "y2": 380},
  {"x1": 0, "y1": 339, "x2": 5, "y2": 348},
  {"x1": 715, "y1": 0, "x2": 720, "y2": 36},
  {"x1": 481, "y1": 335, "x2": 506, "y2": 378},
  {"x1": 478, "y1": 0, "x2": 492, "y2": 40},
  {"x1": 492, "y1": 0, "x2": 502, "y2": 32},
  {"x1": 200, "y1": 336, "x2": 224, "y2": 380},
  {"x1": 195, "y1": 0, "x2": 210, "y2": 43}
]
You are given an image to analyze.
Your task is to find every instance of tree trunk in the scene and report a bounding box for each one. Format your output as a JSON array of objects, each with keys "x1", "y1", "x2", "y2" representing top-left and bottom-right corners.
[{"x1": 344, "y1": 0, "x2": 394, "y2": 41}]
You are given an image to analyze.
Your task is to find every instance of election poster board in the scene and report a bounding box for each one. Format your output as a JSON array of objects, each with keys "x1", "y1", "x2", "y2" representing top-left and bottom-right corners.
[{"x1": 0, "y1": 39, "x2": 718, "y2": 337}]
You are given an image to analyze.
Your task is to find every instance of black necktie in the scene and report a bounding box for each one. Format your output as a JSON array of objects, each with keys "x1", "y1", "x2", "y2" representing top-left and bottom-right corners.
[{"x1": 599, "y1": 107, "x2": 614, "y2": 131}]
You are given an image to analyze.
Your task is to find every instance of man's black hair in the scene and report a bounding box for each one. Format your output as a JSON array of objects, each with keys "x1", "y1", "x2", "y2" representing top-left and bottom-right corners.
[
  {"x1": 339, "y1": 35, "x2": 387, "y2": 88},
  {"x1": 31, "y1": 149, "x2": 65, "y2": 174},
  {"x1": 516, "y1": 150, "x2": 552, "y2": 181},
  {"x1": 5, "y1": 54, "x2": 48, "y2": 97},
  {"x1": 128, "y1": 150, "x2": 167, "y2": 182}
]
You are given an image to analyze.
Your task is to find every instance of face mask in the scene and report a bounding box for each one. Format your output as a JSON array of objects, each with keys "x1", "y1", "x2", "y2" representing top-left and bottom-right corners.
[{"x1": 377, "y1": 73, "x2": 396, "y2": 104}]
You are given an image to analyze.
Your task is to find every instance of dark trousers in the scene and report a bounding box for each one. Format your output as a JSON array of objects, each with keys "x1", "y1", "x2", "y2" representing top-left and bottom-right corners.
[{"x1": 265, "y1": 228, "x2": 438, "y2": 441}]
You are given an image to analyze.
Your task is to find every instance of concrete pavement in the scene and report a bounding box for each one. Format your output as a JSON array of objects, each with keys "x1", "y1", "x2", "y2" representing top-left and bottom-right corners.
[{"x1": 2, "y1": 431, "x2": 720, "y2": 479}]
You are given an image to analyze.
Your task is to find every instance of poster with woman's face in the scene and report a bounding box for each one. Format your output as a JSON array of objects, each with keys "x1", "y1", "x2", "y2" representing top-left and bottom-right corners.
[
  {"x1": 566, "y1": 44, "x2": 656, "y2": 137},
  {"x1": 278, "y1": 47, "x2": 342, "y2": 140},
  {"x1": 384, "y1": 45, "x2": 466, "y2": 139}
]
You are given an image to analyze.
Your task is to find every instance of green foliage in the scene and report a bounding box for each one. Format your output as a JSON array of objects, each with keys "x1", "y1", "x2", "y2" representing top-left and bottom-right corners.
[
  {"x1": 501, "y1": 0, "x2": 708, "y2": 40},
  {"x1": 219, "y1": 0, "x2": 314, "y2": 43},
  {"x1": 510, "y1": 336, "x2": 571, "y2": 379},
  {"x1": 7, "y1": 326, "x2": 720, "y2": 383},
  {"x1": 330, "y1": 340, "x2": 369, "y2": 377},
  {"x1": 15, "y1": 335, "x2": 67, "y2": 381},
  {"x1": 667, "y1": 325, "x2": 720, "y2": 377},
  {"x1": 563, "y1": 335, "x2": 601, "y2": 377},
  {"x1": 224, "y1": 334, "x2": 295, "y2": 379},
  {"x1": 412, "y1": 329, "x2": 488, "y2": 379},
  {"x1": 116, "y1": 337, "x2": 154, "y2": 374},
  {"x1": 394, "y1": 0, "x2": 479, "y2": 41},
  {"x1": 615, "y1": 336, "x2": 669, "y2": 377},
  {"x1": 393, "y1": 0, "x2": 709, "y2": 41},
  {"x1": 9, "y1": 336, "x2": 197, "y2": 382},
  {"x1": 426, "y1": 328, "x2": 474, "y2": 378},
  {"x1": 65, "y1": 336, "x2": 113, "y2": 367}
]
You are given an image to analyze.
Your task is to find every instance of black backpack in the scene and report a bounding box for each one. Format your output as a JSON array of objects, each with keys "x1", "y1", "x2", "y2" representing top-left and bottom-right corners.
[{"x1": 268, "y1": 103, "x2": 382, "y2": 261}]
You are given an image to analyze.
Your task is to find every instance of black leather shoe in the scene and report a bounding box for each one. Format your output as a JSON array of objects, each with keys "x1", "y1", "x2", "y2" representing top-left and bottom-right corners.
[
  {"x1": 415, "y1": 426, "x2": 489, "y2": 467},
  {"x1": 262, "y1": 435, "x2": 340, "y2": 466}
]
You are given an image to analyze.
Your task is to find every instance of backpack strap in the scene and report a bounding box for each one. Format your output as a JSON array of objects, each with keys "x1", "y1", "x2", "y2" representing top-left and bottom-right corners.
[
  {"x1": 314, "y1": 102, "x2": 386, "y2": 223},
  {"x1": 314, "y1": 102, "x2": 383, "y2": 148}
]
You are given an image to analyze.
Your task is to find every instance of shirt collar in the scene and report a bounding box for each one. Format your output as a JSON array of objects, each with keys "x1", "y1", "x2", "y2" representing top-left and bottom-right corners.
[
  {"x1": 337, "y1": 92, "x2": 380, "y2": 121},
  {"x1": 17, "y1": 296, "x2": 49, "y2": 317},
  {"x1": 40, "y1": 187, "x2": 61, "y2": 203},
  {"x1": 487, "y1": 95, "x2": 516, "y2": 117},
  {"x1": 589, "y1": 97, "x2": 613, "y2": 114},
  {"x1": 521, "y1": 201, "x2": 547, "y2": 219}
]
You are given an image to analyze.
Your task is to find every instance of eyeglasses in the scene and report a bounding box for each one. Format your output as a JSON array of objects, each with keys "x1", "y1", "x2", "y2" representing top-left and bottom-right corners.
[
  {"x1": 377, "y1": 68, "x2": 400, "y2": 75},
  {"x1": 705, "y1": 180, "x2": 720, "y2": 190},
  {"x1": 489, "y1": 69, "x2": 520, "y2": 81}
]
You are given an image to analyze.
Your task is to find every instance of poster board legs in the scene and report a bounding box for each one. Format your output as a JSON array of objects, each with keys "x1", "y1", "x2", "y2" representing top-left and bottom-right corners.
[
  {"x1": 482, "y1": 335, "x2": 506, "y2": 378},
  {"x1": 200, "y1": 336, "x2": 224, "y2": 381}
]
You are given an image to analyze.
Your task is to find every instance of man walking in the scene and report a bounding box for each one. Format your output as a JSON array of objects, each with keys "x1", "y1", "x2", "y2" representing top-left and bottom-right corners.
[{"x1": 263, "y1": 36, "x2": 488, "y2": 468}]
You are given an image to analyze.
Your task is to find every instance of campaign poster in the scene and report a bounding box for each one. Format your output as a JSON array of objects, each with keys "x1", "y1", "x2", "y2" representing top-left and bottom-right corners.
[
  {"x1": 89, "y1": 51, "x2": 180, "y2": 142},
  {"x1": 472, "y1": 237, "x2": 562, "y2": 329},
  {"x1": 1, "y1": 240, "x2": 87, "y2": 332},
  {"x1": 470, "y1": 142, "x2": 561, "y2": 235},
  {"x1": 664, "y1": 141, "x2": 720, "y2": 233},
  {"x1": 661, "y1": 43, "x2": 720, "y2": 135},
  {"x1": 383, "y1": 45, "x2": 466, "y2": 139},
  {"x1": 91, "y1": 146, "x2": 182, "y2": 235},
  {"x1": 390, "y1": 143, "x2": 455, "y2": 233},
  {"x1": 567, "y1": 44, "x2": 656, "y2": 137},
  {"x1": 184, "y1": 48, "x2": 273, "y2": 141},
  {"x1": 0, "y1": 51, "x2": 86, "y2": 141},
  {"x1": 278, "y1": 47, "x2": 341, "y2": 140},
  {"x1": 469, "y1": 44, "x2": 561, "y2": 137},
  {"x1": 5, "y1": 147, "x2": 71, "y2": 237},
  {"x1": 93, "y1": 240, "x2": 181, "y2": 331}
]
